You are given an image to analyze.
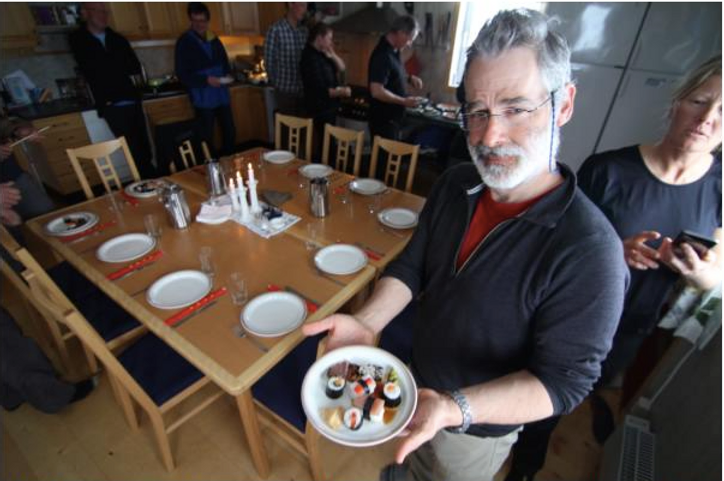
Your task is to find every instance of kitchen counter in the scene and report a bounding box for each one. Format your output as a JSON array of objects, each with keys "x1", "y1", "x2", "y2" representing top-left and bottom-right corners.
[{"x1": 11, "y1": 97, "x2": 95, "y2": 121}]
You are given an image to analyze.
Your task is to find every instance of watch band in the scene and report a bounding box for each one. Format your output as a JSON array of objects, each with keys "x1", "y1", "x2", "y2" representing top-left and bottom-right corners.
[{"x1": 444, "y1": 389, "x2": 473, "y2": 434}]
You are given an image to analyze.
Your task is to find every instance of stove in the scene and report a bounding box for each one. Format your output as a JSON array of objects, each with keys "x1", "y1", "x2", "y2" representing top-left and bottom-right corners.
[{"x1": 338, "y1": 86, "x2": 370, "y2": 121}]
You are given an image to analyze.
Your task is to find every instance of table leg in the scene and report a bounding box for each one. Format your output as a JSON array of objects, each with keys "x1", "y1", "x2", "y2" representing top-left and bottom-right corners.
[{"x1": 235, "y1": 390, "x2": 271, "y2": 478}]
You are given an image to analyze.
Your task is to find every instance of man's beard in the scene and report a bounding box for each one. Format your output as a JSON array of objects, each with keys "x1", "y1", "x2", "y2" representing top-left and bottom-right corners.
[{"x1": 468, "y1": 125, "x2": 561, "y2": 190}]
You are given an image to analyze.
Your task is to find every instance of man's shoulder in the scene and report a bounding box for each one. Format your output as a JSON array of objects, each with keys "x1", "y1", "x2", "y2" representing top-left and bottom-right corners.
[{"x1": 580, "y1": 145, "x2": 640, "y2": 175}]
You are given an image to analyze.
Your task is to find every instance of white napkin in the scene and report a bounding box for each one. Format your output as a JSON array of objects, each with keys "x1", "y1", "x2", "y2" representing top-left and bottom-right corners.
[{"x1": 196, "y1": 204, "x2": 232, "y2": 224}]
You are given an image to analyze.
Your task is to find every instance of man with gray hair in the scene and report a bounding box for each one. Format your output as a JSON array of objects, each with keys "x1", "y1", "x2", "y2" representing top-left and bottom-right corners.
[
  {"x1": 304, "y1": 9, "x2": 627, "y2": 481},
  {"x1": 368, "y1": 14, "x2": 424, "y2": 143}
]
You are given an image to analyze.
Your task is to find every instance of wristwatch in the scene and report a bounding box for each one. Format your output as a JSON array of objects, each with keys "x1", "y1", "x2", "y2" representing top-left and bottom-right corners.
[{"x1": 444, "y1": 390, "x2": 473, "y2": 434}]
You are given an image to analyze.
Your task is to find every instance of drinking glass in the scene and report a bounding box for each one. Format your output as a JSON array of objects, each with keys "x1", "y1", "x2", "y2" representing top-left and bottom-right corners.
[
  {"x1": 199, "y1": 246, "x2": 216, "y2": 278},
  {"x1": 143, "y1": 213, "x2": 162, "y2": 240},
  {"x1": 227, "y1": 273, "x2": 248, "y2": 306},
  {"x1": 305, "y1": 222, "x2": 318, "y2": 251},
  {"x1": 367, "y1": 194, "x2": 382, "y2": 215}
]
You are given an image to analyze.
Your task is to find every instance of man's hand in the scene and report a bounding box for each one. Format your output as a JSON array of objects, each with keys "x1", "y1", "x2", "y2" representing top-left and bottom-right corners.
[
  {"x1": 335, "y1": 86, "x2": 352, "y2": 98},
  {"x1": 408, "y1": 75, "x2": 423, "y2": 90},
  {"x1": 402, "y1": 96, "x2": 422, "y2": 108},
  {"x1": 301, "y1": 313, "x2": 375, "y2": 352},
  {"x1": 207, "y1": 76, "x2": 222, "y2": 88},
  {"x1": 622, "y1": 231, "x2": 661, "y2": 270},
  {"x1": 0, "y1": 206, "x2": 21, "y2": 226},
  {"x1": 1, "y1": 142, "x2": 12, "y2": 161},
  {"x1": 394, "y1": 389, "x2": 462, "y2": 464},
  {"x1": 0, "y1": 182, "x2": 21, "y2": 210}
]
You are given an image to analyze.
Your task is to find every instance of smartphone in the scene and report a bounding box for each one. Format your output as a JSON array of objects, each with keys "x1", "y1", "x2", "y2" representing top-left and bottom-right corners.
[{"x1": 673, "y1": 230, "x2": 718, "y2": 258}]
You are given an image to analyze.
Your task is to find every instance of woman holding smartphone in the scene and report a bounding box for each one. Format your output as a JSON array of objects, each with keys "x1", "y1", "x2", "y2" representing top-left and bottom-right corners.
[{"x1": 505, "y1": 56, "x2": 721, "y2": 481}]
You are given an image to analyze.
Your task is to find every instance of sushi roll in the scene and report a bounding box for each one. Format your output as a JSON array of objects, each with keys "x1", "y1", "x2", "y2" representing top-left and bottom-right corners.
[
  {"x1": 362, "y1": 396, "x2": 376, "y2": 420},
  {"x1": 343, "y1": 407, "x2": 364, "y2": 431},
  {"x1": 369, "y1": 398, "x2": 385, "y2": 423},
  {"x1": 325, "y1": 376, "x2": 345, "y2": 399},
  {"x1": 361, "y1": 374, "x2": 376, "y2": 393},
  {"x1": 348, "y1": 374, "x2": 376, "y2": 398},
  {"x1": 383, "y1": 382, "x2": 402, "y2": 408}
]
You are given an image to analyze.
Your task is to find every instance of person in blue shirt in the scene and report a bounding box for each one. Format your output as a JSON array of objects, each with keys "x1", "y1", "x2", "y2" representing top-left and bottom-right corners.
[{"x1": 175, "y1": 2, "x2": 235, "y2": 156}]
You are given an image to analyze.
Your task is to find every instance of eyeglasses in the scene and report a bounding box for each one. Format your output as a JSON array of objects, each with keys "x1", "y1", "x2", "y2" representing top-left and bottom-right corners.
[{"x1": 459, "y1": 91, "x2": 556, "y2": 132}]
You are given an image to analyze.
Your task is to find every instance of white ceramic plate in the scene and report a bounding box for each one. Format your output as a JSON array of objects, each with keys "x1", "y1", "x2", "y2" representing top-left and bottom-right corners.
[
  {"x1": 147, "y1": 270, "x2": 212, "y2": 310},
  {"x1": 301, "y1": 345, "x2": 418, "y2": 448},
  {"x1": 299, "y1": 164, "x2": 333, "y2": 179},
  {"x1": 219, "y1": 75, "x2": 234, "y2": 85},
  {"x1": 263, "y1": 150, "x2": 296, "y2": 164},
  {"x1": 349, "y1": 178, "x2": 386, "y2": 196},
  {"x1": 96, "y1": 233, "x2": 156, "y2": 263},
  {"x1": 44, "y1": 212, "x2": 99, "y2": 237},
  {"x1": 314, "y1": 244, "x2": 367, "y2": 276},
  {"x1": 124, "y1": 179, "x2": 167, "y2": 199},
  {"x1": 241, "y1": 292, "x2": 307, "y2": 337},
  {"x1": 377, "y1": 208, "x2": 418, "y2": 229}
]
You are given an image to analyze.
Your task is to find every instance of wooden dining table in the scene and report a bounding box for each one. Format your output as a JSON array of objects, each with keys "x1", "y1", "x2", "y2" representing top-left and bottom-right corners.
[{"x1": 25, "y1": 147, "x2": 425, "y2": 477}]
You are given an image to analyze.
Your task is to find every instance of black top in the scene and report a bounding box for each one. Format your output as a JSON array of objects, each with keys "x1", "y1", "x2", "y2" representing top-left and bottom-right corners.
[
  {"x1": 384, "y1": 163, "x2": 628, "y2": 437},
  {"x1": 0, "y1": 155, "x2": 23, "y2": 182},
  {"x1": 69, "y1": 26, "x2": 142, "y2": 112},
  {"x1": 300, "y1": 44, "x2": 340, "y2": 119},
  {"x1": 368, "y1": 36, "x2": 406, "y2": 123},
  {"x1": 578, "y1": 145, "x2": 722, "y2": 335}
]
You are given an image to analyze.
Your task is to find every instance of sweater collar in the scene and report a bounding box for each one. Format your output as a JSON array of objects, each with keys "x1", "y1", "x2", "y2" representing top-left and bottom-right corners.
[{"x1": 461, "y1": 163, "x2": 577, "y2": 228}]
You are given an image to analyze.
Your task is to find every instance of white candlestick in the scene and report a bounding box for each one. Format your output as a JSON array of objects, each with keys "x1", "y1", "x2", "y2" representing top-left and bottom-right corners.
[
  {"x1": 236, "y1": 171, "x2": 243, "y2": 190},
  {"x1": 248, "y1": 178, "x2": 262, "y2": 215},
  {"x1": 238, "y1": 181, "x2": 251, "y2": 223},
  {"x1": 247, "y1": 162, "x2": 256, "y2": 184},
  {"x1": 228, "y1": 179, "x2": 240, "y2": 212}
]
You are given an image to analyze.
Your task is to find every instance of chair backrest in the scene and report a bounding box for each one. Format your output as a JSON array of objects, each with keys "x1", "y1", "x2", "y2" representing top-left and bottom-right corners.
[
  {"x1": 0, "y1": 225, "x2": 31, "y2": 298},
  {"x1": 66, "y1": 136, "x2": 141, "y2": 200},
  {"x1": 321, "y1": 124, "x2": 364, "y2": 177},
  {"x1": 275, "y1": 113, "x2": 313, "y2": 162},
  {"x1": 369, "y1": 136, "x2": 420, "y2": 193}
]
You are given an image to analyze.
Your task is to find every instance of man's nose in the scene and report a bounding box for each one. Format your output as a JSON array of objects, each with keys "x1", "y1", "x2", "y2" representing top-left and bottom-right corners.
[{"x1": 469, "y1": 116, "x2": 508, "y2": 148}]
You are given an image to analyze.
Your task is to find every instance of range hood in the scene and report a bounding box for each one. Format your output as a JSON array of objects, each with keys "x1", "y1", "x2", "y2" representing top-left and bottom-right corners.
[{"x1": 332, "y1": 4, "x2": 398, "y2": 35}]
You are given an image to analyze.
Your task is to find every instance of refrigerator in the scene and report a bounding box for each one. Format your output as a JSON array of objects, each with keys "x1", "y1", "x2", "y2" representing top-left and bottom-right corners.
[{"x1": 545, "y1": 2, "x2": 722, "y2": 172}]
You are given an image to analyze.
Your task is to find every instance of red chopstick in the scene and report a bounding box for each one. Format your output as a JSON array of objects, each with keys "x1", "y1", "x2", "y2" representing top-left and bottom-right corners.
[
  {"x1": 120, "y1": 191, "x2": 140, "y2": 207},
  {"x1": 363, "y1": 249, "x2": 382, "y2": 261},
  {"x1": 266, "y1": 284, "x2": 318, "y2": 314},
  {"x1": 107, "y1": 250, "x2": 164, "y2": 280},
  {"x1": 58, "y1": 220, "x2": 117, "y2": 243},
  {"x1": 164, "y1": 287, "x2": 227, "y2": 327}
]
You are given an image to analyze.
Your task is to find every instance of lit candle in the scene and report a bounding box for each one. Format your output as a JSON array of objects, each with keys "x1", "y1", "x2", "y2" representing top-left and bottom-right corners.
[
  {"x1": 247, "y1": 162, "x2": 256, "y2": 184},
  {"x1": 228, "y1": 178, "x2": 239, "y2": 212},
  {"x1": 236, "y1": 170, "x2": 243, "y2": 188}
]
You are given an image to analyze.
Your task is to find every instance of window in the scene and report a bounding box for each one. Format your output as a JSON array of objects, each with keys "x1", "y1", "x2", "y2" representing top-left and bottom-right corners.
[{"x1": 448, "y1": 1, "x2": 545, "y2": 88}]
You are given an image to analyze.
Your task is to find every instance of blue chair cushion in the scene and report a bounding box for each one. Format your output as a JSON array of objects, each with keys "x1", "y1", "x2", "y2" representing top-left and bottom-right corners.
[
  {"x1": 49, "y1": 262, "x2": 141, "y2": 342},
  {"x1": 119, "y1": 333, "x2": 204, "y2": 406},
  {"x1": 252, "y1": 334, "x2": 323, "y2": 432},
  {"x1": 378, "y1": 301, "x2": 417, "y2": 364}
]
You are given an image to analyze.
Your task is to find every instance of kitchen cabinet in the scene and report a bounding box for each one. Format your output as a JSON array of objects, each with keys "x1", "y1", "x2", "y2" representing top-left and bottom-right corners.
[
  {"x1": 334, "y1": 32, "x2": 379, "y2": 87},
  {"x1": 230, "y1": 86, "x2": 269, "y2": 143},
  {"x1": 0, "y1": 3, "x2": 37, "y2": 50},
  {"x1": 142, "y1": 3, "x2": 176, "y2": 39},
  {"x1": 223, "y1": 3, "x2": 259, "y2": 35},
  {"x1": 257, "y1": 2, "x2": 286, "y2": 36},
  {"x1": 23, "y1": 113, "x2": 98, "y2": 195},
  {"x1": 108, "y1": 2, "x2": 146, "y2": 41},
  {"x1": 143, "y1": 95, "x2": 195, "y2": 138}
]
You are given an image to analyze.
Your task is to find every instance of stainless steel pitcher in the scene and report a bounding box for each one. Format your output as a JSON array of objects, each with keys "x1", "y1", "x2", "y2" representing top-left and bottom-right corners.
[
  {"x1": 309, "y1": 177, "x2": 330, "y2": 218},
  {"x1": 206, "y1": 158, "x2": 226, "y2": 197},
  {"x1": 159, "y1": 183, "x2": 191, "y2": 229}
]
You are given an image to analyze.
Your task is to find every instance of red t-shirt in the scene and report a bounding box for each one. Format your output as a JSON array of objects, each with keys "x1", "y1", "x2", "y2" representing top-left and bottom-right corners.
[{"x1": 456, "y1": 188, "x2": 555, "y2": 269}]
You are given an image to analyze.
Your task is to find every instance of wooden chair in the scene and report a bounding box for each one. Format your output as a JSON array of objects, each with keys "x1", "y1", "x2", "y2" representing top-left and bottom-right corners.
[
  {"x1": 16, "y1": 244, "x2": 224, "y2": 471},
  {"x1": 321, "y1": 124, "x2": 364, "y2": 177},
  {"x1": 275, "y1": 113, "x2": 313, "y2": 161},
  {"x1": 1, "y1": 226, "x2": 145, "y2": 378},
  {"x1": 170, "y1": 139, "x2": 212, "y2": 174},
  {"x1": 252, "y1": 334, "x2": 326, "y2": 480},
  {"x1": 369, "y1": 136, "x2": 420, "y2": 193},
  {"x1": 66, "y1": 136, "x2": 141, "y2": 200}
]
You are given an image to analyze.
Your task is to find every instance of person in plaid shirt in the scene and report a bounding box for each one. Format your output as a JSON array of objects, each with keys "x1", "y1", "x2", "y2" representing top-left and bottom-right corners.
[{"x1": 265, "y1": 2, "x2": 308, "y2": 116}]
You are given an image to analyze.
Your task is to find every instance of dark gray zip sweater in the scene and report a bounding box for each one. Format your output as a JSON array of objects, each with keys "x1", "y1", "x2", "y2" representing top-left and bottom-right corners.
[{"x1": 384, "y1": 163, "x2": 629, "y2": 437}]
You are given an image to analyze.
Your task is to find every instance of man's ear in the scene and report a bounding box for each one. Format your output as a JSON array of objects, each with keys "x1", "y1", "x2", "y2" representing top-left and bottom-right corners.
[{"x1": 556, "y1": 82, "x2": 576, "y2": 128}]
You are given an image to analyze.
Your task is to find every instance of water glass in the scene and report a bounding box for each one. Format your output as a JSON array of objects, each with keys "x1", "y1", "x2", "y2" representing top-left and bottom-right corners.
[
  {"x1": 199, "y1": 246, "x2": 216, "y2": 278},
  {"x1": 227, "y1": 273, "x2": 248, "y2": 306},
  {"x1": 339, "y1": 187, "x2": 351, "y2": 205},
  {"x1": 305, "y1": 223, "x2": 318, "y2": 251},
  {"x1": 367, "y1": 194, "x2": 382, "y2": 215},
  {"x1": 143, "y1": 213, "x2": 162, "y2": 239}
]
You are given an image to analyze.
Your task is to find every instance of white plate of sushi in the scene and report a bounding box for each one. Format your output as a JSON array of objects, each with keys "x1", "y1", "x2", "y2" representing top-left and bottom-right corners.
[{"x1": 301, "y1": 345, "x2": 417, "y2": 448}]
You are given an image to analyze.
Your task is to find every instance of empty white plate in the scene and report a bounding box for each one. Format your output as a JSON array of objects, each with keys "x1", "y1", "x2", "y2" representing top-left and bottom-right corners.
[
  {"x1": 219, "y1": 75, "x2": 234, "y2": 85},
  {"x1": 96, "y1": 233, "x2": 156, "y2": 263},
  {"x1": 349, "y1": 178, "x2": 386, "y2": 196},
  {"x1": 263, "y1": 150, "x2": 296, "y2": 164},
  {"x1": 124, "y1": 179, "x2": 167, "y2": 199},
  {"x1": 241, "y1": 292, "x2": 307, "y2": 337},
  {"x1": 44, "y1": 212, "x2": 99, "y2": 236},
  {"x1": 314, "y1": 244, "x2": 367, "y2": 276},
  {"x1": 299, "y1": 164, "x2": 333, "y2": 179},
  {"x1": 378, "y1": 208, "x2": 418, "y2": 229},
  {"x1": 147, "y1": 270, "x2": 212, "y2": 310}
]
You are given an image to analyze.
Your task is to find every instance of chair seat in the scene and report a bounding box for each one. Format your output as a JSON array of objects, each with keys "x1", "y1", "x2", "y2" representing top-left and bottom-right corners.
[
  {"x1": 119, "y1": 333, "x2": 204, "y2": 406},
  {"x1": 378, "y1": 301, "x2": 417, "y2": 364},
  {"x1": 252, "y1": 334, "x2": 323, "y2": 432},
  {"x1": 49, "y1": 262, "x2": 141, "y2": 342}
]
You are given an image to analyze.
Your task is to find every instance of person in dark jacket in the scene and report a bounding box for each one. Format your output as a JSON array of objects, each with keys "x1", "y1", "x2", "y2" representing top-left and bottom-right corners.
[
  {"x1": 69, "y1": 2, "x2": 155, "y2": 179},
  {"x1": 303, "y1": 9, "x2": 628, "y2": 481},
  {"x1": 300, "y1": 22, "x2": 350, "y2": 160},
  {"x1": 175, "y1": 2, "x2": 235, "y2": 157}
]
